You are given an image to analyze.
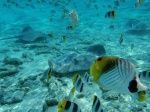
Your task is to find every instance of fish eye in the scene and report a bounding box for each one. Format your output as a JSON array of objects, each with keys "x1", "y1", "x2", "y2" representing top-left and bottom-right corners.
[{"x1": 97, "y1": 57, "x2": 102, "y2": 61}]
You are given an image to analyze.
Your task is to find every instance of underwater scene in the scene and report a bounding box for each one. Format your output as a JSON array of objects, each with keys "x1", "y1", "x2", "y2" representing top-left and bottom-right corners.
[{"x1": 0, "y1": 0, "x2": 150, "y2": 112}]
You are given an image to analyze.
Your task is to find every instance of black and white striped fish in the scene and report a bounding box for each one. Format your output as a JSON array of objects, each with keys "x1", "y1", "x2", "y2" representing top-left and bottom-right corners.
[
  {"x1": 72, "y1": 74, "x2": 84, "y2": 93},
  {"x1": 58, "y1": 100, "x2": 81, "y2": 112},
  {"x1": 83, "y1": 72, "x2": 90, "y2": 83},
  {"x1": 105, "y1": 10, "x2": 116, "y2": 19},
  {"x1": 92, "y1": 95, "x2": 103, "y2": 112},
  {"x1": 139, "y1": 71, "x2": 150, "y2": 81},
  {"x1": 90, "y1": 56, "x2": 147, "y2": 102}
]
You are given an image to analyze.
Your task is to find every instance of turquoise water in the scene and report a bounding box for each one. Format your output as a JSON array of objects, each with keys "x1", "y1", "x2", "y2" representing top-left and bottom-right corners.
[{"x1": 0, "y1": 0, "x2": 150, "y2": 112}]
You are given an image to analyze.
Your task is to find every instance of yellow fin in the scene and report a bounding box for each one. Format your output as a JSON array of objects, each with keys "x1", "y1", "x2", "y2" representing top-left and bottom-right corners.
[
  {"x1": 61, "y1": 100, "x2": 68, "y2": 107},
  {"x1": 62, "y1": 36, "x2": 67, "y2": 41},
  {"x1": 57, "y1": 100, "x2": 67, "y2": 111},
  {"x1": 72, "y1": 74, "x2": 78, "y2": 85},
  {"x1": 139, "y1": 0, "x2": 143, "y2": 5},
  {"x1": 138, "y1": 91, "x2": 146, "y2": 102},
  {"x1": 68, "y1": 87, "x2": 76, "y2": 99},
  {"x1": 113, "y1": 10, "x2": 116, "y2": 18},
  {"x1": 48, "y1": 34, "x2": 54, "y2": 38},
  {"x1": 58, "y1": 110, "x2": 63, "y2": 112},
  {"x1": 71, "y1": 87, "x2": 76, "y2": 93},
  {"x1": 71, "y1": 26, "x2": 74, "y2": 30}
]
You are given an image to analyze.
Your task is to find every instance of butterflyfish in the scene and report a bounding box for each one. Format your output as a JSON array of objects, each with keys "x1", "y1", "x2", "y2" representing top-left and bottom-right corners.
[
  {"x1": 58, "y1": 100, "x2": 81, "y2": 112},
  {"x1": 119, "y1": 33, "x2": 124, "y2": 45},
  {"x1": 105, "y1": 10, "x2": 116, "y2": 19},
  {"x1": 62, "y1": 35, "x2": 67, "y2": 41},
  {"x1": 83, "y1": 72, "x2": 90, "y2": 84},
  {"x1": 139, "y1": 71, "x2": 150, "y2": 81},
  {"x1": 135, "y1": 0, "x2": 143, "y2": 8},
  {"x1": 92, "y1": 95, "x2": 103, "y2": 112},
  {"x1": 66, "y1": 26, "x2": 74, "y2": 30},
  {"x1": 90, "y1": 56, "x2": 147, "y2": 102},
  {"x1": 72, "y1": 74, "x2": 84, "y2": 93},
  {"x1": 45, "y1": 67, "x2": 52, "y2": 83},
  {"x1": 48, "y1": 34, "x2": 54, "y2": 38}
]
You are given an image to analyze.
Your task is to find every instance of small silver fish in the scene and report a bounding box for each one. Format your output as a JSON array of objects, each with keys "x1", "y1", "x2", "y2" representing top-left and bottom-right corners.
[
  {"x1": 131, "y1": 44, "x2": 134, "y2": 50},
  {"x1": 119, "y1": 33, "x2": 124, "y2": 45}
]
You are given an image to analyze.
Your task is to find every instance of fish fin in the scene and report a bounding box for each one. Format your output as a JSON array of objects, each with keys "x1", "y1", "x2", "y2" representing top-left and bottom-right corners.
[
  {"x1": 139, "y1": 0, "x2": 143, "y2": 5},
  {"x1": 137, "y1": 80, "x2": 147, "y2": 91},
  {"x1": 113, "y1": 10, "x2": 116, "y2": 18},
  {"x1": 90, "y1": 63, "x2": 100, "y2": 82},
  {"x1": 83, "y1": 72, "x2": 90, "y2": 83},
  {"x1": 132, "y1": 91, "x2": 146, "y2": 102},
  {"x1": 99, "y1": 67, "x2": 121, "y2": 90},
  {"x1": 58, "y1": 109, "x2": 63, "y2": 112},
  {"x1": 72, "y1": 74, "x2": 78, "y2": 85},
  {"x1": 138, "y1": 91, "x2": 146, "y2": 102}
]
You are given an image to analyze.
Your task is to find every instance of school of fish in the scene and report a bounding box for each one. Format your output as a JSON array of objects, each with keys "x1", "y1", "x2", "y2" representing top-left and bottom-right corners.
[{"x1": 1, "y1": 0, "x2": 148, "y2": 112}]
